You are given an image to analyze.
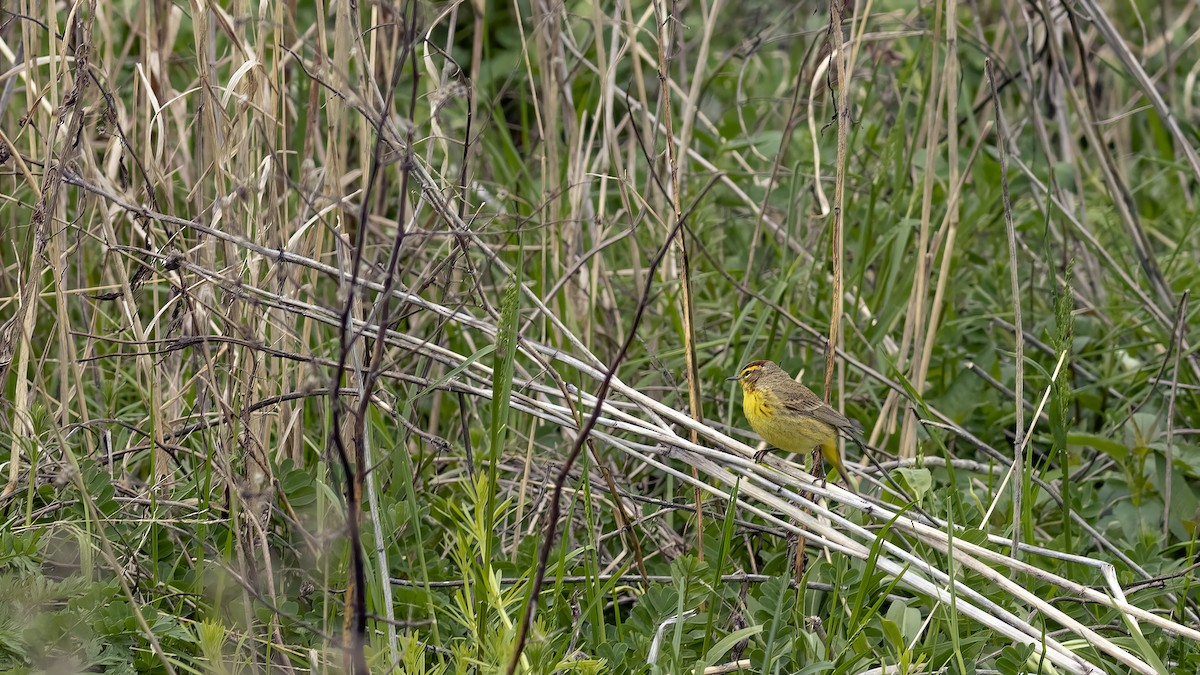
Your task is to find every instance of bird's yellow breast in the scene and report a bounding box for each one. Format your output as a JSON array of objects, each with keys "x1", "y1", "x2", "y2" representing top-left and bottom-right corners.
[{"x1": 741, "y1": 387, "x2": 836, "y2": 454}]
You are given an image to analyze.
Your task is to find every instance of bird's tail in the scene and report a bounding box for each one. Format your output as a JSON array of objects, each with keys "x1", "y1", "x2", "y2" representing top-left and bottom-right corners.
[{"x1": 821, "y1": 440, "x2": 859, "y2": 495}]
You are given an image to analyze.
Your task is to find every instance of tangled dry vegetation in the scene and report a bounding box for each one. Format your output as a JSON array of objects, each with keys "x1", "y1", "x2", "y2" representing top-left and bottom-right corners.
[{"x1": 3, "y1": 0, "x2": 1200, "y2": 673}]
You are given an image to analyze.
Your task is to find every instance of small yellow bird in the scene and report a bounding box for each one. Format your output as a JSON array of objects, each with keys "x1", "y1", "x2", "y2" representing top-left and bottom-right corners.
[{"x1": 728, "y1": 360, "x2": 862, "y2": 492}]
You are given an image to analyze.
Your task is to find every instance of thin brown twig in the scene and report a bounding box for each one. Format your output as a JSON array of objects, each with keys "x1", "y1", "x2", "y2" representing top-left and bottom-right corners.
[{"x1": 326, "y1": 3, "x2": 420, "y2": 670}]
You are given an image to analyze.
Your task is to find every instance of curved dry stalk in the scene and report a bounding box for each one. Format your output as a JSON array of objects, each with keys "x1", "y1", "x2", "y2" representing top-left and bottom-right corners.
[
  {"x1": 64, "y1": 161, "x2": 1199, "y2": 675},
  {"x1": 153, "y1": 249, "x2": 1197, "y2": 674}
]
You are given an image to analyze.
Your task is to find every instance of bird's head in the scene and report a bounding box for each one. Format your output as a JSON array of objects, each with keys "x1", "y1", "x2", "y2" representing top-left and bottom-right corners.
[{"x1": 727, "y1": 360, "x2": 779, "y2": 391}]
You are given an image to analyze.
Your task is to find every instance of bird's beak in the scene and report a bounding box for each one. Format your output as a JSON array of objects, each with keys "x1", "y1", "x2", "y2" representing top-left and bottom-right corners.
[{"x1": 725, "y1": 375, "x2": 741, "y2": 382}]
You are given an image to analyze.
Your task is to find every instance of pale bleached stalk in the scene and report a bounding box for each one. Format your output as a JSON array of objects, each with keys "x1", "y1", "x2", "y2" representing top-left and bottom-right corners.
[
  {"x1": 824, "y1": 0, "x2": 849, "y2": 407},
  {"x1": 70, "y1": 137, "x2": 1200, "y2": 671},
  {"x1": 897, "y1": 0, "x2": 946, "y2": 458},
  {"x1": 913, "y1": 0, "x2": 959, "y2": 400},
  {"x1": 99, "y1": 247, "x2": 1200, "y2": 673},
  {"x1": 652, "y1": 0, "x2": 708, "y2": 559}
]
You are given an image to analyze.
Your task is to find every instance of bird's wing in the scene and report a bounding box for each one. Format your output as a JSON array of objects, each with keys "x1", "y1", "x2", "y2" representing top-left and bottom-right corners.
[{"x1": 783, "y1": 396, "x2": 864, "y2": 434}]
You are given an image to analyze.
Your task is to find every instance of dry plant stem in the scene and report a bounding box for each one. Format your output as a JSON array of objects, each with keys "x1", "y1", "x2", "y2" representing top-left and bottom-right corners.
[
  {"x1": 673, "y1": 459, "x2": 1115, "y2": 674},
  {"x1": 354, "y1": 12, "x2": 423, "y2": 659},
  {"x1": 3, "y1": 0, "x2": 94, "y2": 499},
  {"x1": 74, "y1": 168, "x2": 1199, "y2": 643},
  {"x1": 675, "y1": 0, "x2": 723, "y2": 159},
  {"x1": 710, "y1": 460, "x2": 1166, "y2": 674},
  {"x1": 395, "y1": 573, "x2": 865, "y2": 591},
  {"x1": 159, "y1": 228, "x2": 1184, "y2": 662},
  {"x1": 116, "y1": 237, "x2": 1200, "y2": 665},
  {"x1": 8, "y1": 9, "x2": 171, "y2": 667},
  {"x1": 823, "y1": 0, "x2": 849, "y2": 407},
  {"x1": 523, "y1": 374, "x2": 1199, "y2": 654},
  {"x1": 1164, "y1": 291, "x2": 1188, "y2": 539},
  {"x1": 895, "y1": 0, "x2": 945, "y2": 458},
  {"x1": 496, "y1": 22, "x2": 901, "y2": 349},
  {"x1": 981, "y1": 353, "x2": 1064, "y2": 530},
  {"x1": 325, "y1": 4, "x2": 420, "y2": 670},
  {"x1": 807, "y1": 51, "x2": 833, "y2": 217},
  {"x1": 83, "y1": 183, "x2": 956, "y2": 486},
  {"x1": 503, "y1": 216, "x2": 688, "y2": 675},
  {"x1": 610, "y1": 40, "x2": 902, "y2": 348},
  {"x1": 807, "y1": 0, "x2": 853, "y2": 592},
  {"x1": 986, "y1": 58, "x2": 1025, "y2": 563},
  {"x1": 653, "y1": 0, "x2": 707, "y2": 559},
  {"x1": 524, "y1": 0, "x2": 565, "y2": 346},
  {"x1": 913, "y1": 0, "x2": 959, "y2": 406}
]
